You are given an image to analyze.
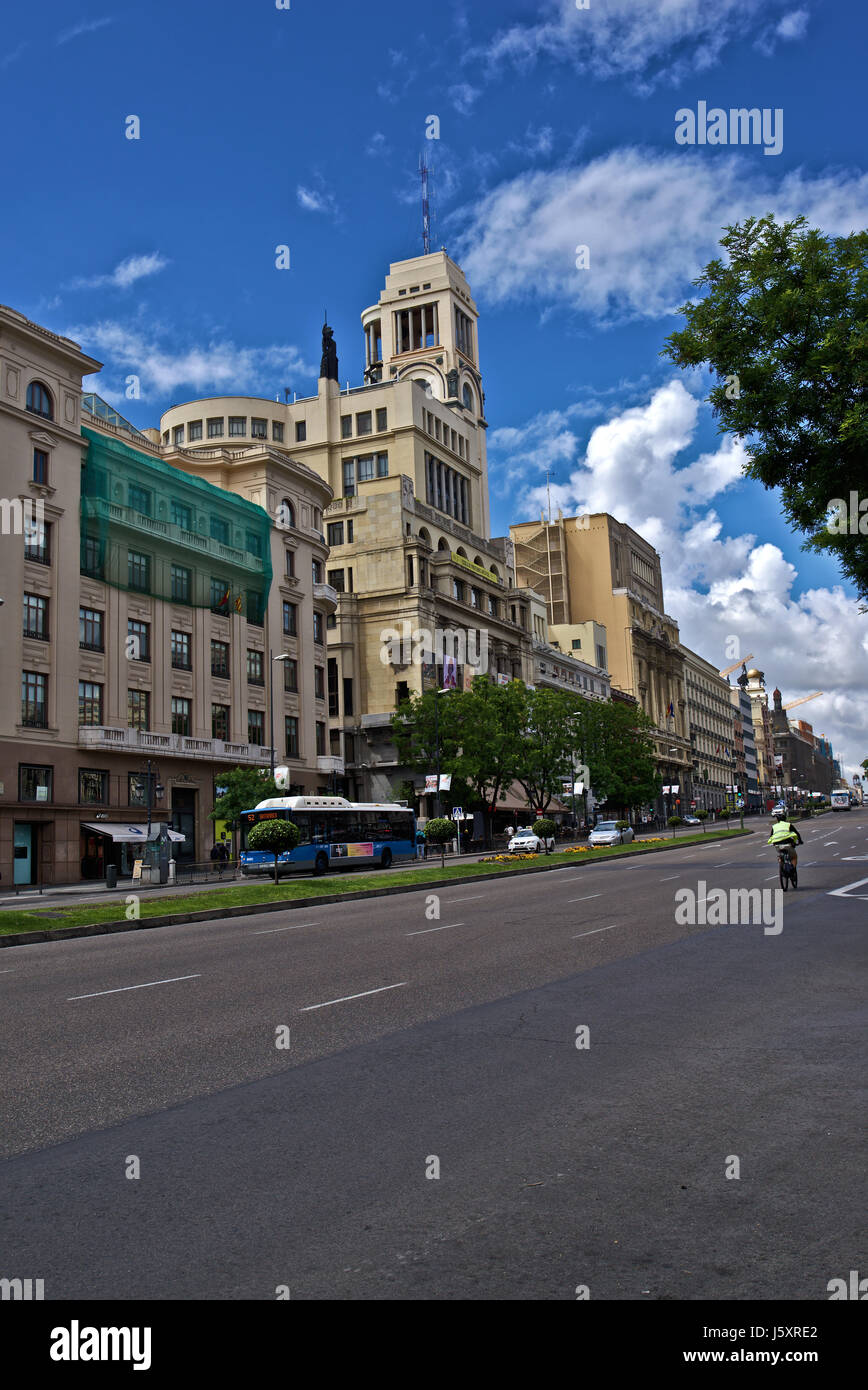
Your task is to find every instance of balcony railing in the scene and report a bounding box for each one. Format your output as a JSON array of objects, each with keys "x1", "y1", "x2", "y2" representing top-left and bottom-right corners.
[
  {"x1": 78, "y1": 726, "x2": 273, "y2": 763},
  {"x1": 82, "y1": 498, "x2": 265, "y2": 574},
  {"x1": 313, "y1": 582, "x2": 339, "y2": 610}
]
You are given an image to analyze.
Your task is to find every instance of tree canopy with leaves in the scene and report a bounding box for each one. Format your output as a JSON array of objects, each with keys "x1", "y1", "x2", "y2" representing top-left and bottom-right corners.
[
  {"x1": 662, "y1": 215, "x2": 868, "y2": 601},
  {"x1": 210, "y1": 767, "x2": 278, "y2": 832}
]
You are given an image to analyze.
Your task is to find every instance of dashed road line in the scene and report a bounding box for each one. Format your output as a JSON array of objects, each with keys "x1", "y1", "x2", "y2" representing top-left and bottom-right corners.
[
  {"x1": 406, "y1": 922, "x2": 464, "y2": 937},
  {"x1": 68, "y1": 974, "x2": 201, "y2": 1001},
  {"x1": 572, "y1": 924, "x2": 620, "y2": 940},
  {"x1": 300, "y1": 982, "x2": 409, "y2": 1011}
]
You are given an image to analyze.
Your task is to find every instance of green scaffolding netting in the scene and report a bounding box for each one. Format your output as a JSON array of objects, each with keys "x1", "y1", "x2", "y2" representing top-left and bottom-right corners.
[{"x1": 80, "y1": 424, "x2": 272, "y2": 619}]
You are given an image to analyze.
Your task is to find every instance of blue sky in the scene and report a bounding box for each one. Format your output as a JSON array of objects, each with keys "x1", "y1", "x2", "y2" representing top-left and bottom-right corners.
[{"x1": 3, "y1": 0, "x2": 867, "y2": 772}]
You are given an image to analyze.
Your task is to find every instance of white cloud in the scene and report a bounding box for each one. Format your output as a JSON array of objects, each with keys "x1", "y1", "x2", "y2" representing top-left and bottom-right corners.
[
  {"x1": 777, "y1": 7, "x2": 810, "y2": 39},
  {"x1": 56, "y1": 17, "x2": 113, "y2": 46},
  {"x1": 455, "y1": 150, "x2": 868, "y2": 324},
  {"x1": 69, "y1": 319, "x2": 315, "y2": 399},
  {"x1": 479, "y1": 0, "x2": 809, "y2": 91},
  {"x1": 67, "y1": 252, "x2": 170, "y2": 292},
  {"x1": 366, "y1": 132, "x2": 391, "y2": 158},
  {"x1": 0, "y1": 40, "x2": 28, "y2": 69},
  {"x1": 450, "y1": 82, "x2": 481, "y2": 115},
  {"x1": 500, "y1": 379, "x2": 868, "y2": 776},
  {"x1": 297, "y1": 184, "x2": 338, "y2": 216}
]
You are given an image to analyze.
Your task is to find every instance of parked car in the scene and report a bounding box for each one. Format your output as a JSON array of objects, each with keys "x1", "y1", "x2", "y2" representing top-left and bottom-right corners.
[
  {"x1": 588, "y1": 820, "x2": 635, "y2": 847},
  {"x1": 507, "y1": 827, "x2": 555, "y2": 854}
]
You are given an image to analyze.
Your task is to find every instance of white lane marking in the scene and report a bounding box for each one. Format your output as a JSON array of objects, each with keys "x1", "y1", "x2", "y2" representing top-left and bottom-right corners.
[
  {"x1": 567, "y1": 893, "x2": 603, "y2": 903},
  {"x1": 68, "y1": 974, "x2": 201, "y2": 1001},
  {"x1": 300, "y1": 981, "x2": 408, "y2": 1011},
  {"x1": 660, "y1": 875, "x2": 680, "y2": 882},
  {"x1": 0, "y1": 969, "x2": 15, "y2": 974},
  {"x1": 253, "y1": 922, "x2": 320, "y2": 935},
  {"x1": 572, "y1": 924, "x2": 620, "y2": 940},
  {"x1": 406, "y1": 922, "x2": 463, "y2": 937},
  {"x1": 828, "y1": 876, "x2": 868, "y2": 901},
  {"x1": 443, "y1": 895, "x2": 486, "y2": 903},
  {"x1": 764, "y1": 875, "x2": 779, "y2": 882}
]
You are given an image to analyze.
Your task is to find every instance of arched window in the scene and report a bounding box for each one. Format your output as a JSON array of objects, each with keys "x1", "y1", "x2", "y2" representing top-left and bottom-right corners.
[
  {"x1": 456, "y1": 547, "x2": 468, "y2": 559},
  {"x1": 489, "y1": 564, "x2": 499, "y2": 580},
  {"x1": 462, "y1": 383, "x2": 473, "y2": 411},
  {"x1": 418, "y1": 527, "x2": 431, "y2": 546},
  {"x1": 437, "y1": 537, "x2": 449, "y2": 551},
  {"x1": 27, "y1": 380, "x2": 54, "y2": 419},
  {"x1": 278, "y1": 497, "x2": 295, "y2": 530},
  {"x1": 473, "y1": 555, "x2": 482, "y2": 567}
]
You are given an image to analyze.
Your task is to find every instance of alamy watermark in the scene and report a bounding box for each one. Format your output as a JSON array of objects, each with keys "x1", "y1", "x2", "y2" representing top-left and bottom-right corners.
[
  {"x1": 826, "y1": 492, "x2": 868, "y2": 535},
  {"x1": 675, "y1": 882, "x2": 783, "y2": 935},
  {"x1": 0, "y1": 496, "x2": 44, "y2": 538},
  {"x1": 675, "y1": 102, "x2": 783, "y2": 156},
  {"x1": 379, "y1": 621, "x2": 489, "y2": 673}
]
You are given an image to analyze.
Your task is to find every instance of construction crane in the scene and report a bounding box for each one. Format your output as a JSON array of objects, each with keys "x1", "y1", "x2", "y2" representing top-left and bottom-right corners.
[
  {"x1": 783, "y1": 692, "x2": 823, "y2": 712},
  {"x1": 719, "y1": 655, "x2": 754, "y2": 678}
]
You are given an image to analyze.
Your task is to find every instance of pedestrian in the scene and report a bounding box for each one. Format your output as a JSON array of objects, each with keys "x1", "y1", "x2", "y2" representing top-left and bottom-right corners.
[{"x1": 210, "y1": 841, "x2": 226, "y2": 876}]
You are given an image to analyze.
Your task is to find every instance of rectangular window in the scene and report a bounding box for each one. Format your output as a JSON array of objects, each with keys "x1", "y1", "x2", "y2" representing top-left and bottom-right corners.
[
  {"x1": 129, "y1": 484, "x2": 152, "y2": 516},
  {"x1": 78, "y1": 606, "x2": 103, "y2": 650},
  {"x1": 315, "y1": 721, "x2": 326, "y2": 755},
  {"x1": 210, "y1": 516, "x2": 230, "y2": 544},
  {"x1": 283, "y1": 657, "x2": 298, "y2": 692},
  {"x1": 343, "y1": 677, "x2": 354, "y2": 717},
  {"x1": 228, "y1": 416, "x2": 246, "y2": 437},
  {"x1": 246, "y1": 591, "x2": 264, "y2": 626},
  {"x1": 434, "y1": 417, "x2": 441, "y2": 441},
  {"x1": 328, "y1": 659, "x2": 339, "y2": 717},
  {"x1": 356, "y1": 411, "x2": 372, "y2": 435},
  {"x1": 245, "y1": 529, "x2": 262, "y2": 558},
  {"x1": 173, "y1": 426, "x2": 185, "y2": 446},
  {"x1": 128, "y1": 551, "x2": 150, "y2": 592},
  {"x1": 327, "y1": 612, "x2": 337, "y2": 630},
  {"x1": 455, "y1": 306, "x2": 474, "y2": 360},
  {"x1": 207, "y1": 417, "x2": 224, "y2": 438},
  {"x1": 33, "y1": 448, "x2": 48, "y2": 484},
  {"x1": 251, "y1": 417, "x2": 267, "y2": 439},
  {"x1": 24, "y1": 593, "x2": 49, "y2": 640},
  {"x1": 341, "y1": 415, "x2": 352, "y2": 439},
  {"x1": 212, "y1": 704, "x2": 230, "y2": 740},
  {"x1": 188, "y1": 419, "x2": 203, "y2": 441},
  {"x1": 128, "y1": 772, "x2": 155, "y2": 808},
  {"x1": 312, "y1": 558, "x2": 323, "y2": 584},
  {"x1": 273, "y1": 421, "x2": 285, "y2": 443},
  {"x1": 343, "y1": 460, "x2": 355, "y2": 497},
  {"x1": 22, "y1": 671, "x2": 48, "y2": 727},
  {"x1": 285, "y1": 716, "x2": 299, "y2": 758},
  {"x1": 313, "y1": 611, "x2": 324, "y2": 644},
  {"x1": 210, "y1": 577, "x2": 230, "y2": 614},
  {"x1": 314, "y1": 665, "x2": 325, "y2": 699},
  {"x1": 171, "y1": 500, "x2": 192, "y2": 530},
  {"x1": 328, "y1": 568, "x2": 345, "y2": 592},
  {"x1": 19, "y1": 764, "x2": 52, "y2": 802},
  {"x1": 327, "y1": 522, "x2": 344, "y2": 547},
  {"x1": 376, "y1": 452, "x2": 388, "y2": 477},
  {"x1": 376, "y1": 407, "x2": 387, "y2": 432},
  {"x1": 211, "y1": 639, "x2": 230, "y2": 678},
  {"x1": 171, "y1": 629, "x2": 192, "y2": 670},
  {"x1": 78, "y1": 769, "x2": 108, "y2": 805},
  {"x1": 283, "y1": 601, "x2": 297, "y2": 636},
  {"x1": 357, "y1": 455, "x2": 374, "y2": 482},
  {"x1": 171, "y1": 564, "x2": 192, "y2": 604},
  {"x1": 80, "y1": 531, "x2": 101, "y2": 576},
  {"x1": 77, "y1": 679, "x2": 102, "y2": 727},
  {"x1": 285, "y1": 549, "x2": 295, "y2": 578},
  {"x1": 347, "y1": 519, "x2": 354, "y2": 543},
  {"x1": 128, "y1": 618, "x2": 150, "y2": 662},
  {"x1": 172, "y1": 697, "x2": 192, "y2": 736},
  {"x1": 247, "y1": 649, "x2": 265, "y2": 685},
  {"x1": 294, "y1": 421, "x2": 306, "y2": 442},
  {"x1": 127, "y1": 688, "x2": 150, "y2": 731},
  {"x1": 248, "y1": 709, "x2": 265, "y2": 745}
]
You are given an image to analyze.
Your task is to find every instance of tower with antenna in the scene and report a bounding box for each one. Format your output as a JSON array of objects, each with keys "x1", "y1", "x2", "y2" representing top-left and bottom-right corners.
[{"x1": 419, "y1": 153, "x2": 431, "y2": 255}]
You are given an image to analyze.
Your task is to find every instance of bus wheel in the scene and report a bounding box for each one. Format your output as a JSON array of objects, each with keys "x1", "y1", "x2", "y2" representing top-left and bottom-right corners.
[
  {"x1": 314, "y1": 852, "x2": 329, "y2": 876},
  {"x1": 380, "y1": 849, "x2": 392, "y2": 870}
]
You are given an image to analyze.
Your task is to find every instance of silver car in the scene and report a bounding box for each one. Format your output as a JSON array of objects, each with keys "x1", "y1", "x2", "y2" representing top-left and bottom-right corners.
[
  {"x1": 588, "y1": 820, "x2": 634, "y2": 847},
  {"x1": 507, "y1": 827, "x2": 555, "y2": 854}
]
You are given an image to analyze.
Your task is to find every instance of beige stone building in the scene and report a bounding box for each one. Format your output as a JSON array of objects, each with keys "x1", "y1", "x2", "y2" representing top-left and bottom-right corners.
[
  {"x1": 161, "y1": 251, "x2": 541, "y2": 805},
  {"x1": 510, "y1": 512, "x2": 691, "y2": 814},
  {"x1": 744, "y1": 667, "x2": 777, "y2": 800},
  {"x1": 0, "y1": 304, "x2": 331, "y2": 887}
]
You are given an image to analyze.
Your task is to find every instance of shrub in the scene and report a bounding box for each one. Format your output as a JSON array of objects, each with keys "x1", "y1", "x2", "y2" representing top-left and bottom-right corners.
[
  {"x1": 667, "y1": 815, "x2": 684, "y2": 836},
  {"x1": 247, "y1": 818, "x2": 301, "y2": 884},
  {"x1": 424, "y1": 816, "x2": 455, "y2": 867},
  {"x1": 532, "y1": 818, "x2": 556, "y2": 853}
]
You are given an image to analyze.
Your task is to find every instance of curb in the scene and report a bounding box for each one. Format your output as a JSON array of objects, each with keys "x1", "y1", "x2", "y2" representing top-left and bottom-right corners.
[{"x1": 0, "y1": 829, "x2": 754, "y2": 949}]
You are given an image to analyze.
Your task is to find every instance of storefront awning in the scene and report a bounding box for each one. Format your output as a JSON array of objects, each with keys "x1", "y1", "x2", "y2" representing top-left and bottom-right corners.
[{"x1": 82, "y1": 822, "x2": 185, "y2": 843}]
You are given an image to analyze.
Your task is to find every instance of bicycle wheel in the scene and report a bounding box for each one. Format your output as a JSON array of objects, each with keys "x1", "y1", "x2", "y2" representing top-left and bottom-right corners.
[
  {"x1": 779, "y1": 860, "x2": 789, "y2": 891},
  {"x1": 791, "y1": 864, "x2": 798, "y2": 890}
]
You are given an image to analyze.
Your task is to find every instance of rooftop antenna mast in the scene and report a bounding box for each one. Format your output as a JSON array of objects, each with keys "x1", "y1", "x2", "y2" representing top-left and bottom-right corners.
[{"x1": 419, "y1": 153, "x2": 431, "y2": 254}]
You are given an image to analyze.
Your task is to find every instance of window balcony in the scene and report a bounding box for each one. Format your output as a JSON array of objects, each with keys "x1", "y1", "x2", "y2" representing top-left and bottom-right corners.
[
  {"x1": 313, "y1": 581, "x2": 338, "y2": 611},
  {"x1": 78, "y1": 726, "x2": 273, "y2": 764}
]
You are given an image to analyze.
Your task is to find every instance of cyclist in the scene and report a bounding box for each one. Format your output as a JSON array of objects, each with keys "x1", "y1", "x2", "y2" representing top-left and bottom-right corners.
[{"x1": 767, "y1": 809, "x2": 803, "y2": 870}]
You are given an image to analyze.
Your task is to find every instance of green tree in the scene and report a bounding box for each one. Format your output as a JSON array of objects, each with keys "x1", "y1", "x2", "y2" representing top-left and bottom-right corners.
[
  {"x1": 210, "y1": 768, "x2": 278, "y2": 853},
  {"x1": 514, "y1": 688, "x2": 580, "y2": 816},
  {"x1": 532, "y1": 817, "x2": 557, "y2": 854},
  {"x1": 662, "y1": 215, "x2": 868, "y2": 601},
  {"x1": 424, "y1": 816, "x2": 455, "y2": 869},
  {"x1": 247, "y1": 818, "x2": 300, "y2": 884},
  {"x1": 584, "y1": 701, "x2": 660, "y2": 815}
]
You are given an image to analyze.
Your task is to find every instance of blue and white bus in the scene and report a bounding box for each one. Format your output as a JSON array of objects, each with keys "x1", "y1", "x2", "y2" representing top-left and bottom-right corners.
[{"x1": 239, "y1": 796, "x2": 416, "y2": 877}]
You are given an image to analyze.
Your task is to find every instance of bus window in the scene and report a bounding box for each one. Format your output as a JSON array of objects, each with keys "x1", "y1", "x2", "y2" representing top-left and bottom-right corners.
[{"x1": 290, "y1": 812, "x2": 310, "y2": 844}]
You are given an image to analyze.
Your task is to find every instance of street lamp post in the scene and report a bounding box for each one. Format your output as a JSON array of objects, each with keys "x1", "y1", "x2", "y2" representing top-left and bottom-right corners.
[{"x1": 269, "y1": 651, "x2": 291, "y2": 778}]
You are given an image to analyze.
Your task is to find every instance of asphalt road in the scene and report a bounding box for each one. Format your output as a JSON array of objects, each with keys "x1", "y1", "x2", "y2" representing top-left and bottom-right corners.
[{"x1": 1, "y1": 813, "x2": 865, "y2": 1299}]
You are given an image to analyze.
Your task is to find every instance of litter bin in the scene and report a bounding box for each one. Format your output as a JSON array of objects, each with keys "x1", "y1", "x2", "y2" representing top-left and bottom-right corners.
[{"x1": 105, "y1": 865, "x2": 118, "y2": 889}]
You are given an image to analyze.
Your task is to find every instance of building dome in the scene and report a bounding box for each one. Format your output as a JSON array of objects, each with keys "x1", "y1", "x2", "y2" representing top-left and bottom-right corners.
[{"x1": 746, "y1": 668, "x2": 762, "y2": 679}]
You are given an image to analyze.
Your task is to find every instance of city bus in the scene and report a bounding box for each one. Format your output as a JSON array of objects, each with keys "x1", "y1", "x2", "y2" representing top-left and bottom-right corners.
[
  {"x1": 830, "y1": 789, "x2": 852, "y2": 812},
  {"x1": 239, "y1": 796, "x2": 416, "y2": 877}
]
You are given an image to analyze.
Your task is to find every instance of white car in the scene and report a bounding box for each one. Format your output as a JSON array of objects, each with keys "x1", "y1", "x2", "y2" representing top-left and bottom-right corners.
[
  {"x1": 588, "y1": 820, "x2": 634, "y2": 847},
  {"x1": 683, "y1": 815, "x2": 701, "y2": 826},
  {"x1": 507, "y1": 827, "x2": 555, "y2": 854}
]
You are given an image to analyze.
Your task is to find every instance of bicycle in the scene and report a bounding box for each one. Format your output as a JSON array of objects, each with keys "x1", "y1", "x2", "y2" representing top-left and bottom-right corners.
[{"x1": 777, "y1": 845, "x2": 798, "y2": 892}]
